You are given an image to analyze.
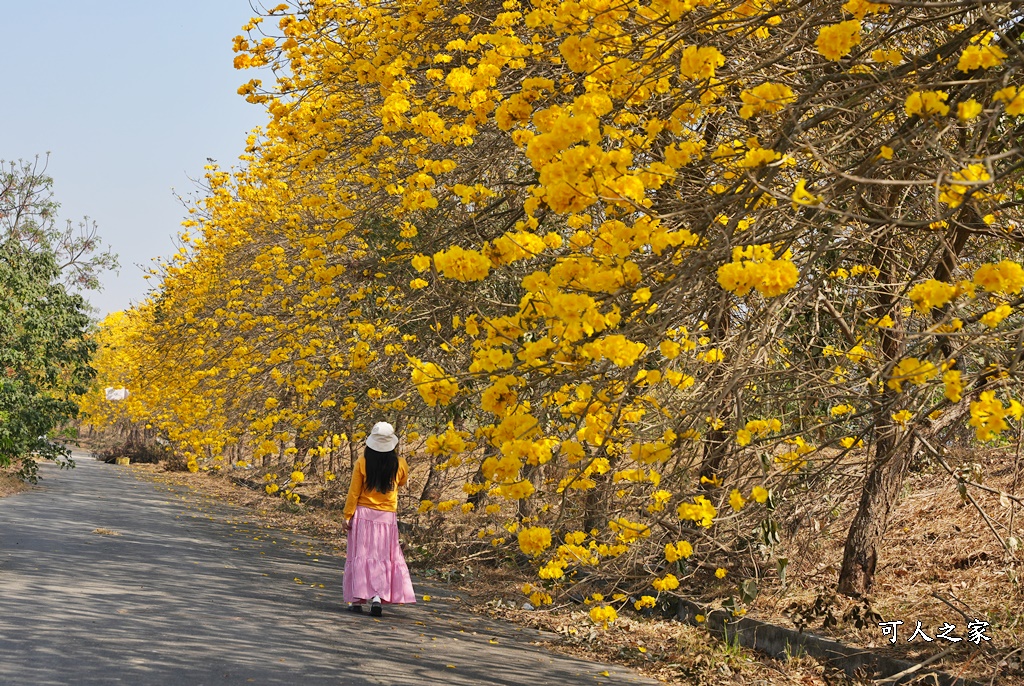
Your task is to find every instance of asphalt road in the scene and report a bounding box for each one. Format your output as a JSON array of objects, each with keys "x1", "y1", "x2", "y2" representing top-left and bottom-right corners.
[{"x1": 0, "y1": 452, "x2": 655, "y2": 686}]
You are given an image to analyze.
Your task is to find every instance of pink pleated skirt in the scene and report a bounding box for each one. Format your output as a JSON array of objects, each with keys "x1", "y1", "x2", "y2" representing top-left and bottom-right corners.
[{"x1": 343, "y1": 506, "x2": 416, "y2": 604}]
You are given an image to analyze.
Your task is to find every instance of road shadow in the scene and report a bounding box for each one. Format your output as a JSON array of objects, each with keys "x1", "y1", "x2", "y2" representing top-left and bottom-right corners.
[{"x1": 0, "y1": 455, "x2": 654, "y2": 685}]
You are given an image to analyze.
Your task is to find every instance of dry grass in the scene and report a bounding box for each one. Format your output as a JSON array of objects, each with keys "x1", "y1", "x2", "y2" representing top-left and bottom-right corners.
[
  {"x1": 480, "y1": 605, "x2": 861, "y2": 685},
  {"x1": 0, "y1": 470, "x2": 30, "y2": 498},
  {"x1": 754, "y1": 446, "x2": 1023, "y2": 683}
]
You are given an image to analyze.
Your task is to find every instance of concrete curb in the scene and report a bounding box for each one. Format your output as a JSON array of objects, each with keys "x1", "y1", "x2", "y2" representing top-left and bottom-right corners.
[{"x1": 676, "y1": 600, "x2": 985, "y2": 686}]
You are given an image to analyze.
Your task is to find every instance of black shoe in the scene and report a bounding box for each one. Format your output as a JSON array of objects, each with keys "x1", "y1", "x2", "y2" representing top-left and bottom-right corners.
[
  {"x1": 348, "y1": 604, "x2": 363, "y2": 613},
  {"x1": 370, "y1": 600, "x2": 383, "y2": 617}
]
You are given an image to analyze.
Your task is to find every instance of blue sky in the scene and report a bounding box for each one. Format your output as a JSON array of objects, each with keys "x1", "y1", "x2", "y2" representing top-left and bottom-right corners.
[{"x1": 2, "y1": 1, "x2": 267, "y2": 316}]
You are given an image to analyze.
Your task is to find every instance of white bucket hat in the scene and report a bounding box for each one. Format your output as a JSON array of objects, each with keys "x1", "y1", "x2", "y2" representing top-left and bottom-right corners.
[{"x1": 366, "y1": 421, "x2": 399, "y2": 452}]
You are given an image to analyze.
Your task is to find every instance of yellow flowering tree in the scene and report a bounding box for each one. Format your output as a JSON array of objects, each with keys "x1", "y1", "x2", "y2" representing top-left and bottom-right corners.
[{"x1": 83, "y1": 0, "x2": 1024, "y2": 606}]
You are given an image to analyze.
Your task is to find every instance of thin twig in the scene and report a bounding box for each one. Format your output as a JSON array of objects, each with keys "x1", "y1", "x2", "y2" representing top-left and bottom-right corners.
[
  {"x1": 930, "y1": 592, "x2": 972, "y2": 625},
  {"x1": 873, "y1": 644, "x2": 959, "y2": 684}
]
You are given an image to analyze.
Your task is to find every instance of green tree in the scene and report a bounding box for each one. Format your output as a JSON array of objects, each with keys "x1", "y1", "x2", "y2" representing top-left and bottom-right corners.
[
  {"x1": 1, "y1": 158, "x2": 111, "y2": 480},
  {"x1": 0, "y1": 240, "x2": 96, "y2": 481}
]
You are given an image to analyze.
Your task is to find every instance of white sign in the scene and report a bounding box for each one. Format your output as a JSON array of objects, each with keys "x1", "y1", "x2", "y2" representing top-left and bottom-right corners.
[{"x1": 104, "y1": 387, "x2": 129, "y2": 401}]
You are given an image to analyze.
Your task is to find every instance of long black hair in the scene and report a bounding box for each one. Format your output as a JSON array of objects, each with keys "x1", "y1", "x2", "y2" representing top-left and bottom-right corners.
[{"x1": 364, "y1": 446, "x2": 399, "y2": 494}]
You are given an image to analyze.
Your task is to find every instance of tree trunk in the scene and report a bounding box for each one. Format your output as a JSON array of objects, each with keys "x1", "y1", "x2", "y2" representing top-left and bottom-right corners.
[
  {"x1": 582, "y1": 475, "x2": 608, "y2": 533},
  {"x1": 839, "y1": 200, "x2": 904, "y2": 597},
  {"x1": 699, "y1": 294, "x2": 732, "y2": 487},
  {"x1": 841, "y1": 206, "x2": 978, "y2": 594},
  {"x1": 419, "y1": 458, "x2": 444, "y2": 504},
  {"x1": 516, "y1": 462, "x2": 539, "y2": 522},
  {"x1": 837, "y1": 423, "x2": 906, "y2": 596}
]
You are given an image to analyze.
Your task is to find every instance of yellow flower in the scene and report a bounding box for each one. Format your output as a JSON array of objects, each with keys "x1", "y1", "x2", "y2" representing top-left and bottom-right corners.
[
  {"x1": 265, "y1": 483, "x2": 279, "y2": 495},
  {"x1": 993, "y1": 86, "x2": 1024, "y2": 116},
  {"x1": 409, "y1": 278, "x2": 429, "y2": 289},
  {"x1": 652, "y1": 573, "x2": 680, "y2": 591},
  {"x1": 891, "y1": 409, "x2": 913, "y2": 426},
  {"x1": 739, "y1": 82, "x2": 796, "y2": 119},
  {"x1": 887, "y1": 357, "x2": 937, "y2": 392},
  {"x1": 517, "y1": 526, "x2": 552, "y2": 556},
  {"x1": 970, "y1": 391, "x2": 1008, "y2": 441},
  {"x1": 717, "y1": 245, "x2": 800, "y2": 299},
  {"x1": 751, "y1": 486, "x2": 769, "y2": 503},
  {"x1": 958, "y1": 44, "x2": 1007, "y2": 72},
  {"x1": 905, "y1": 90, "x2": 949, "y2": 118},
  {"x1": 290, "y1": 470, "x2": 305, "y2": 484},
  {"x1": 665, "y1": 540, "x2": 693, "y2": 562},
  {"x1": 582, "y1": 335, "x2": 647, "y2": 367},
  {"x1": 980, "y1": 303, "x2": 1012, "y2": 328},
  {"x1": 973, "y1": 260, "x2": 1024, "y2": 294},
  {"x1": 715, "y1": 567, "x2": 727, "y2": 579},
  {"x1": 843, "y1": 0, "x2": 889, "y2": 19},
  {"x1": 943, "y1": 369, "x2": 963, "y2": 403},
  {"x1": 729, "y1": 489, "x2": 746, "y2": 511},
  {"x1": 445, "y1": 66, "x2": 474, "y2": 94},
  {"x1": 410, "y1": 358, "x2": 459, "y2": 406},
  {"x1": 589, "y1": 604, "x2": 618, "y2": 628},
  {"x1": 433, "y1": 245, "x2": 491, "y2": 282},
  {"x1": 559, "y1": 34, "x2": 600, "y2": 73},
  {"x1": 939, "y1": 163, "x2": 990, "y2": 207},
  {"x1": 411, "y1": 254, "x2": 431, "y2": 272},
  {"x1": 678, "y1": 45, "x2": 725, "y2": 80},
  {"x1": 871, "y1": 315, "x2": 894, "y2": 328},
  {"x1": 659, "y1": 339, "x2": 681, "y2": 359},
  {"x1": 871, "y1": 48, "x2": 902, "y2": 64},
  {"x1": 677, "y1": 495, "x2": 716, "y2": 527},
  {"x1": 791, "y1": 179, "x2": 823, "y2": 207},
  {"x1": 702, "y1": 348, "x2": 725, "y2": 363},
  {"x1": 879, "y1": 145, "x2": 894, "y2": 160},
  {"x1": 529, "y1": 590, "x2": 552, "y2": 606},
  {"x1": 634, "y1": 595, "x2": 657, "y2": 610},
  {"x1": 700, "y1": 471, "x2": 723, "y2": 486},
  {"x1": 816, "y1": 20, "x2": 862, "y2": 62},
  {"x1": 908, "y1": 279, "x2": 956, "y2": 313},
  {"x1": 739, "y1": 146, "x2": 781, "y2": 169},
  {"x1": 957, "y1": 99, "x2": 983, "y2": 121},
  {"x1": 538, "y1": 560, "x2": 565, "y2": 579}
]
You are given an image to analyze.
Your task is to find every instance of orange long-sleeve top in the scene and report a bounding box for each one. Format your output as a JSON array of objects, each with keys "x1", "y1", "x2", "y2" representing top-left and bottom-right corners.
[{"x1": 343, "y1": 455, "x2": 409, "y2": 519}]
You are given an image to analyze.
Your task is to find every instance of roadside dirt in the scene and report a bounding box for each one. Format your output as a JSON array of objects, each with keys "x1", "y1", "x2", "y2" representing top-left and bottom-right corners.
[{"x1": 0, "y1": 471, "x2": 30, "y2": 498}]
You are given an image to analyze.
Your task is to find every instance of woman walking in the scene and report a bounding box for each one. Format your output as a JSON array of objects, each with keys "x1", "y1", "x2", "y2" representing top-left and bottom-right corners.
[{"x1": 342, "y1": 421, "x2": 416, "y2": 616}]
